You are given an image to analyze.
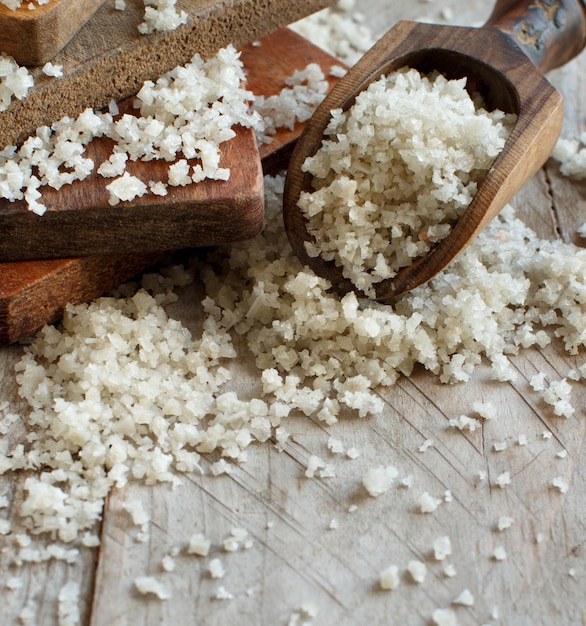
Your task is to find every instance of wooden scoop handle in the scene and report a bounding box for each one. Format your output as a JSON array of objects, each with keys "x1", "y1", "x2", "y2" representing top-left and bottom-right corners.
[{"x1": 486, "y1": 0, "x2": 586, "y2": 71}]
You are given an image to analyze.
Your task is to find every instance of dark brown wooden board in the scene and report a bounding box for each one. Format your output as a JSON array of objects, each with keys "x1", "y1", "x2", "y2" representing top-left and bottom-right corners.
[
  {"x1": 0, "y1": 0, "x2": 106, "y2": 66},
  {"x1": 0, "y1": 0, "x2": 335, "y2": 148},
  {"x1": 0, "y1": 28, "x2": 345, "y2": 345}
]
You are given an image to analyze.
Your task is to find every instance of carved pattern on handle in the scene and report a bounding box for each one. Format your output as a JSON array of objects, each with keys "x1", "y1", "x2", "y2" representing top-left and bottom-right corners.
[
  {"x1": 517, "y1": 0, "x2": 564, "y2": 50},
  {"x1": 486, "y1": 0, "x2": 586, "y2": 71}
]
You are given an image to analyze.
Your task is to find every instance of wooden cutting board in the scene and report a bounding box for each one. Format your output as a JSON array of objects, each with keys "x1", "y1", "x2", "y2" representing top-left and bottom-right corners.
[
  {"x1": 0, "y1": 28, "x2": 345, "y2": 344},
  {"x1": 0, "y1": 121, "x2": 266, "y2": 261},
  {"x1": 0, "y1": 0, "x2": 334, "y2": 149},
  {"x1": 0, "y1": 0, "x2": 106, "y2": 66}
]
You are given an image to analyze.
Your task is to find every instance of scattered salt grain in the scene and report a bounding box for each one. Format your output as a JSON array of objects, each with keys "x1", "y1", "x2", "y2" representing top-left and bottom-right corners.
[
  {"x1": 210, "y1": 459, "x2": 234, "y2": 476},
  {"x1": 161, "y1": 555, "x2": 176, "y2": 571},
  {"x1": 362, "y1": 465, "x2": 398, "y2": 497},
  {"x1": 328, "y1": 519, "x2": 339, "y2": 530},
  {"x1": 346, "y1": 447, "x2": 360, "y2": 459},
  {"x1": 58, "y1": 581, "x2": 80, "y2": 626},
  {"x1": 443, "y1": 563, "x2": 457, "y2": 578},
  {"x1": 253, "y1": 63, "x2": 329, "y2": 143},
  {"x1": 432, "y1": 608, "x2": 459, "y2": 626},
  {"x1": 495, "y1": 471, "x2": 511, "y2": 488},
  {"x1": 472, "y1": 401, "x2": 496, "y2": 420},
  {"x1": 97, "y1": 152, "x2": 128, "y2": 178},
  {"x1": 497, "y1": 516, "x2": 514, "y2": 531},
  {"x1": 552, "y1": 135, "x2": 586, "y2": 179},
  {"x1": 493, "y1": 546, "x2": 507, "y2": 561},
  {"x1": 407, "y1": 559, "x2": 427, "y2": 583},
  {"x1": 420, "y1": 491, "x2": 442, "y2": 513},
  {"x1": 379, "y1": 564, "x2": 400, "y2": 590},
  {"x1": 223, "y1": 527, "x2": 251, "y2": 551},
  {"x1": 530, "y1": 372, "x2": 547, "y2": 392},
  {"x1": 327, "y1": 436, "x2": 345, "y2": 454},
  {"x1": 552, "y1": 476, "x2": 570, "y2": 493},
  {"x1": 418, "y1": 439, "x2": 434, "y2": 452},
  {"x1": 0, "y1": 52, "x2": 34, "y2": 111},
  {"x1": 556, "y1": 450, "x2": 568, "y2": 459},
  {"x1": 330, "y1": 65, "x2": 347, "y2": 78},
  {"x1": 208, "y1": 557, "x2": 226, "y2": 579},
  {"x1": 517, "y1": 434, "x2": 528, "y2": 446},
  {"x1": 449, "y1": 415, "x2": 481, "y2": 432},
  {"x1": 305, "y1": 454, "x2": 327, "y2": 478},
  {"x1": 138, "y1": 0, "x2": 188, "y2": 35},
  {"x1": 188, "y1": 533, "x2": 211, "y2": 557},
  {"x1": 433, "y1": 536, "x2": 452, "y2": 561},
  {"x1": 0, "y1": 519, "x2": 11, "y2": 535},
  {"x1": 441, "y1": 7, "x2": 454, "y2": 20},
  {"x1": 42, "y1": 63, "x2": 64, "y2": 78},
  {"x1": 134, "y1": 576, "x2": 171, "y2": 600},
  {"x1": 493, "y1": 441, "x2": 507, "y2": 452},
  {"x1": 214, "y1": 585, "x2": 234, "y2": 601},
  {"x1": 453, "y1": 589, "x2": 474, "y2": 606},
  {"x1": 291, "y1": 0, "x2": 375, "y2": 66},
  {"x1": 106, "y1": 172, "x2": 148, "y2": 206}
]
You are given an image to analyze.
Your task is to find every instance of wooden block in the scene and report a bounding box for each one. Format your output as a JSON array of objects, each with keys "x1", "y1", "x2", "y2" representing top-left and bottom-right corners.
[
  {"x1": 0, "y1": 28, "x2": 345, "y2": 345},
  {"x1": 0, "y1": 123, "x2": 265, "y2": 261},
  {"x1": 0, "y1": 0, "x2": 107, "y2": 66},
  {"x1": 0, "y1": 0, "x2": 335, "y2": 149},
  {"x1": 0, "y1": 254, "x2": 164, "y2": 345}
]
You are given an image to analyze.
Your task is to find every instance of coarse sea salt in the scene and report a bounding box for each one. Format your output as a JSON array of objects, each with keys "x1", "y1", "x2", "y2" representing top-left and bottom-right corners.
[{"x1": 298, "y1": 67, "x2": 516, "y2": 297}]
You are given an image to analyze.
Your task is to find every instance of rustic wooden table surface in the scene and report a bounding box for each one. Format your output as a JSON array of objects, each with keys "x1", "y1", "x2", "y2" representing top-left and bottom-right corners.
[{"x1": 2, "y1": 1, "x2": 586, "y2": 625}]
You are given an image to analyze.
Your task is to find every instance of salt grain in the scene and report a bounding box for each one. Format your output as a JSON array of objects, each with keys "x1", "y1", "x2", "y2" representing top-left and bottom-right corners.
[
  {"x1": 432, "y1": 608, "x2": 458, "y2": 626},
  {"x1": 552, "y1": 476, "x2": 570, "y2": 493},
  {"x1": 420, "y1": 491, "x2": 442, "y2": 513},
  {"x1": 495, "y1": 471, "x2": 511, "y2": 488},
  {"x1": 497, "y1": 516, "x2": 514, "y2": 531},
  {"x1": 208, "y1": 558, "x2": 226, "y2": 579},
  {"x1": 379, "y1": 564, "x2": 400, "y2": 590},
  {"x1": 188, "y1": 533, "x2": 210, "y2": 557},
  {"x1": 453, "y1": 589, "x2": 474, "y2": 606},
  {"x1": 134, "y1": 576, "x2": 171, "y2": 600},
  {"x1": 362, "y1": 465, "x2": 398, "y2": 497},
  {"x1": 433, "y1": 536, "x2": 452, "y2": 561},
  {"x1": 493, "y1": 546, "x2": 507, "y2": 561},
  {"x1": 407, "y1": 559, "x2": 427, "y2": 583},
  {"x1": 298, "y1": 67, "x2": 515, "y2": 297}
]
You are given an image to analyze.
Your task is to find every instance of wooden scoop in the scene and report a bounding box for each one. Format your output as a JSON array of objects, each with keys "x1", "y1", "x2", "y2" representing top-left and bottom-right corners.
[{"x1": 284, "y1": 0, "x2": 586, "y2": 301}]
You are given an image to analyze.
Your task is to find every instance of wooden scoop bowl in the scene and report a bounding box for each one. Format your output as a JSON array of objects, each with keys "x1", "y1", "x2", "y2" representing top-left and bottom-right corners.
[{"x1": 284, "y1": 0, "x2": 586, "y2": 301}]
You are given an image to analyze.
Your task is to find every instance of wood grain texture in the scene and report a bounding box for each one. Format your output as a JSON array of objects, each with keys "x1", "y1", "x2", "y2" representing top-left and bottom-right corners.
[
  {"x1": 0, "y1": 0, "x2": 107, "y2": 66},
  {"x1": 0, "y1": 0, "x2": 335, "y2": 149},
  {"x1": 1, "y1": 2, "x2": 586, "y2": 626},
  {"x1": 0, "y1": 28, "x2": 343, "y2": 345},
  {"x1": 0, "y1": 124, "x2": 265, "y2": 261}
]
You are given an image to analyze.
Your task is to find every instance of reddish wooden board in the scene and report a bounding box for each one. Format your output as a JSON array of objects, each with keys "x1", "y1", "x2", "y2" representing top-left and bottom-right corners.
[
  {"x1": 0, "y1": 123, "x2": 265, "y2": 261},
  {"x1": 0, "y1": 28, "x2": 345, "y2": 344},
  {"x1": 0, "y1": 0, "x2": 106, "y2": 66}
]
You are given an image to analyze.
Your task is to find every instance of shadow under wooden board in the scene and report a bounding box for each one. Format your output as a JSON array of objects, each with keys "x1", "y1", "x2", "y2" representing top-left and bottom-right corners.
[
  {"x1": 0, "y1": 27, "x2": 345, "y2": 345},
  {"x1": 0, "y1": 0, "x2": 106, "y2": 66}
]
